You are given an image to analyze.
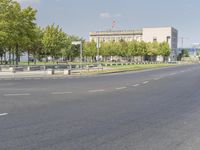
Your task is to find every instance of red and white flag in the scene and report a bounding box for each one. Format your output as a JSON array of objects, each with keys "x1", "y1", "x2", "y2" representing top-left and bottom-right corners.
[{"x1": 112, "y1": 20, "x2": 116, "y2": 29}]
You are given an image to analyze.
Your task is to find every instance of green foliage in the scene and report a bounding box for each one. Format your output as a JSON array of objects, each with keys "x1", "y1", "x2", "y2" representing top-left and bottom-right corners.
[
  {"x1": 182, "y1": 49, "x2": 190, "y2": 57},
  {"x1": 158, "y1": 42, "x2": 171, "y2": 56},
  {"x1": 177, "y1": 49, "x2": 190, "y2": 61},
  {"x1": 27, "y1": 26, "x2": 44, "y2": 61},
  {"x1": 83, "y1": 40, "x2": 96, "y2": 58},
  {"x1": 0, "y1": 0, "x2": 37, "y2": 64},
  {"x1": 42, "y1": 24, "x2": 69, "y2": 60},
  {"x1": 0, "y1": 0, "x2": 172, "y2": 64},
  {"x1": 147, "y1": 42, "x2": 159, "y2": 56},
  {"x1": 137, "y1": 41, "x2": 148, "y2": 56},
  {"x1": 65, "y1": 35, "x2": 84, "y2": 60},
  {"x1": 100, "y1": 42, "x2": 110, "y2": 57}
]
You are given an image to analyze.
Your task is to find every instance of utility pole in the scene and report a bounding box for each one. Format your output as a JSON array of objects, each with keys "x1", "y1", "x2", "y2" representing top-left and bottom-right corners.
[
  {"x1": 97, "y1": 37, "x2": 100, "y2": 65},
  {"x1": 112, "y1": 20, "x2": 116, "y2": 30},
  {"x1": 179, "y1": 37, "x2": 189, "y2": 48},
  {"x1": 96, "y1": 37, "x2": 100, "y2": 67}
]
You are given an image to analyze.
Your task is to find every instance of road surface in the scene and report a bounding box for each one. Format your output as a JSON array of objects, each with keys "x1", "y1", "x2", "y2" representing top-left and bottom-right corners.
[{"x1": 0, "y1": 64, "x2": 200, "y2": 150}]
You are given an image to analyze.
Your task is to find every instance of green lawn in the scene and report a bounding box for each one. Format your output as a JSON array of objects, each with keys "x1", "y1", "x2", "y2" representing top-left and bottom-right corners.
[{"x1": 81, "y1": 63, "x2": 177, "y2": 75}]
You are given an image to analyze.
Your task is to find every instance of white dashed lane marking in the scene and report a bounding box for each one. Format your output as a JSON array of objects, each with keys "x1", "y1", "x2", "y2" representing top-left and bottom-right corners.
[
  {"x1": 51, "y1": 92, "x2": 72, "y2": 95},
  {"x1": 0, "y1": 113, "x2": 8, "y2": 116},
  {"x1": 4, "y1": 93, "x2": 30, "y2": 96},
  {"x1": 132, "y1": 84, "x2": 140, "y2": 87},
  {"x1": 143, "y1": 81, "x2": 149, "y2": 84},
  {"x1": 154, "y1": 78, "x2": 161, "y2": 80},
  {"x1": 88, "y1": 89, "x2": 105, "y2": 93},
  {"x1": 169, "y1": 73, "x2": 177, "y2": 76},
  {"x1": 115, "y1": 87, "x2": 127, "y2": 90}
]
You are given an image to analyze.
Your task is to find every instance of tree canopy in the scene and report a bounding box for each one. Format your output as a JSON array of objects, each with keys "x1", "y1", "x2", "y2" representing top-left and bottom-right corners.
[{"x1": 0, "y1": 0, "x2": 172, "y2": 64}]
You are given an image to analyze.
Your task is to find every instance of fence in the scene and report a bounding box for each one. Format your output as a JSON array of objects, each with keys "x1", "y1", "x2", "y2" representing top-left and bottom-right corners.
[{"x1": 0, "y1": 61, "x2": 177, "y2": 78}]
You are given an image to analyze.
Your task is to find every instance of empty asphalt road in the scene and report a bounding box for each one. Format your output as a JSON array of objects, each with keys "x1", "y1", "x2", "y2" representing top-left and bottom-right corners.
[{"x1": 0, "y1": 64, "x2": 200, "y2": 150}]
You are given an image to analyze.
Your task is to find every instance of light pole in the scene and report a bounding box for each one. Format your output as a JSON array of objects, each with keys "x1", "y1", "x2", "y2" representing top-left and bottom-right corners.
[
  {"x1": 72, "y1": 41, "x2": 83, "y2": 69},
  {"x1": 96, "y1": 37, "x2": 100, "y2": 66}
]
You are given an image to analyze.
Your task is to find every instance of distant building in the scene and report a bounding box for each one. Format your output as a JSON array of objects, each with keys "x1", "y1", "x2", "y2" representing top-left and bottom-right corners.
[
  {"x1": 90, "y1": 29, "x2": 143, "y2": 43},
  {"x1": 89, "y1": 26, "x2": 178, "y2": 61}
]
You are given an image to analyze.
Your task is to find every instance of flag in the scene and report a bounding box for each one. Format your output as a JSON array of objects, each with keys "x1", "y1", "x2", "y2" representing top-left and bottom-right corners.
[{"x1": 112, "y1": 20, "x2": 116, "y2": 29}]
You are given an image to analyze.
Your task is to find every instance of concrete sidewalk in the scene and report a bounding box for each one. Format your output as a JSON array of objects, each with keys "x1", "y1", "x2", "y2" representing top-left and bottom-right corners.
[
  {"x1": 0, "y1": 71, "x2": 68, "y2": 79},
  {"x1": 0, "y1": 68, "x2": 107, "y2": 79}
]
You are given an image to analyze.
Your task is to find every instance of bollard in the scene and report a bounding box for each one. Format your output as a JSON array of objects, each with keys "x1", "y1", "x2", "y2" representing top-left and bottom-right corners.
[
  {"x1": 64, "y1": 69, "x2": 71, "y2": 75},
  {"x1": 47, "y1": 69, "x2": 54, "y2": 75}
]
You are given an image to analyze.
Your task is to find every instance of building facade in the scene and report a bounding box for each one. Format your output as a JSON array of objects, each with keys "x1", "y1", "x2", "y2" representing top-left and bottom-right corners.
[
  {"x1": 90, "y1": 29, "x2": 143, "y2": 43},
  {"x1": 89, "y1": 26, "x2": 178, "y2": 61}
]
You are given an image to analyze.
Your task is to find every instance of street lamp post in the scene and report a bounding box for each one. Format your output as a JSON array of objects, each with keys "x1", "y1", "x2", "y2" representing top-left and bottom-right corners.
[{"x1": 96, "y1": 37, "x2": 100, "y2": 66}]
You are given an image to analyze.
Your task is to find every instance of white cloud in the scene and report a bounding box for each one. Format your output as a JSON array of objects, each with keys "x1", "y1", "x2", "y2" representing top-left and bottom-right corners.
[
  {"x1": 15, "y1": 0, "x2": 40, "y2": 3},
  {"x1": 114, "y1": 13, "x2": 122, "y2": 18},
  {"x1": 99, "y1": 12, "x2": 122, "y2": 19},
  {"x1": 100, "y1": 12, "x2": 112, "y2": 19}
]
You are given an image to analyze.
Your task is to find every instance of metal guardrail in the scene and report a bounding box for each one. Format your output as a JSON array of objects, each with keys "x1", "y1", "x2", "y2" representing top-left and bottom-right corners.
[{"x1": 0, "y1": 61, "x2": 177, "y2": 74}]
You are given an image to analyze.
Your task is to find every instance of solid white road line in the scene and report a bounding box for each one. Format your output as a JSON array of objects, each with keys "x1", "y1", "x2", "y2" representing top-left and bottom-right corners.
[
  {"x1": 0, "y1": 113, "x2": 8, "y2": 116},
  {"x1": 51, "y1": 92, "x2": 72, "y2": 95},
  {"x1": 115, "y1": 87, "x2": 127, "y2": 90},
  {"x1": 4, "y1": 93, "x2": 30, "y2": 96},
  {"x1": 88, "y1": 89, "x2": 105, "y2": 93}
]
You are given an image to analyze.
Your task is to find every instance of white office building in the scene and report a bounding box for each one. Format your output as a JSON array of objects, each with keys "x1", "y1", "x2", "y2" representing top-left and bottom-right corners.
[{"x1": 90, "y1": 26, "x2": 178, "y2": 61}]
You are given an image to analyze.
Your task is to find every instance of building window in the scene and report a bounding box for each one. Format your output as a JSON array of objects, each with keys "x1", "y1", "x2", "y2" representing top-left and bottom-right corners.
[
  {"x1": 153, "y1": 36, "x2": 157, "y2": 42},
  {"x1": 166, "y1": 36, "x2": 171, "y2": 43}
]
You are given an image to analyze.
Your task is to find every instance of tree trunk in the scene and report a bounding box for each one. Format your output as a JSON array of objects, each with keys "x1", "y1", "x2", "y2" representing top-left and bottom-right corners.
[
  {"x1": 0, "y1": 55, "x2": 2, "y2": 65},
  {"x1": 4, "y1": 52, "x2": 7, "y2": 65},
  {"x1": 16, "y1": 44, "x2": 19, "y2": 66},
  {"x1": 34, "y1": 51, "x2": 36, "y2": 65},
  {"x1": 12, "y1": 53, "x2": 15, "y2": 65},
  {"x1": 9, "y1": 48, "x2": 11, "y2": 65},
  {"x1": 28, "y1": 50, "x2": 30, "y2": 66}
]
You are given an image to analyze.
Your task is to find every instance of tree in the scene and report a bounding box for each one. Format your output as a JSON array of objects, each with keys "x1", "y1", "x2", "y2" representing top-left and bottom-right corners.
[
  {"x1": 147, "y1": 42, "x2": 159, "y2": 61},
  {"x1": 0, "y1": 0, "x2": 37, "y2": 65},
  {"x1": 159, "y1": 42, "x2": 171, "y2": 57},
  {"x1": 100, "y1": 42, "x2": 110, "y2": 61},
  {"x1": 127, "y1": 41, "x2": 137, "y2": 61},
  {"x1": 182, "y1": 49, "x2": 189, "y2": 57},
  {"x1": 83, "y1": 40, "x2": 97, "y2": 62},
  {"x1": 118, "y1": 40, "x2": 128, "y2": 58},
  {"x1": 177, "y1": 49, "x2": 190, "y2": 61},
  {"x1": 26, "y1": 26, "x2": 43, "y2": 64},
  {"x1": 65, "y1": 35, "x2": 84, "y2": 61},
  {"x1": 0, "y1": 0, "x2": 20, "y2": 64},
  {"x1": 42, "y1": 24, "x2": 68, "y2": 62}
]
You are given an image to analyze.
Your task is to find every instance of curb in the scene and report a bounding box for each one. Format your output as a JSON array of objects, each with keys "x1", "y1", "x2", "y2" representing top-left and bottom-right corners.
[{"x1": 0, "y1": 65, "x2": 182, "y2": 80}]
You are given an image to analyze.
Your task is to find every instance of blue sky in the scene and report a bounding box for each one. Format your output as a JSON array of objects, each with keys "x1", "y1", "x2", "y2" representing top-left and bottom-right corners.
[{"x1": 18, "y1": 0, "x2": 200, "y2": 47}]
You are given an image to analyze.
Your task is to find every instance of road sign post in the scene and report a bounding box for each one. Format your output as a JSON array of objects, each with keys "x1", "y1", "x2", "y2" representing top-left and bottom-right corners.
[{"x1": 72, "y1": 41, "x2": 83, "y2": 70}]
